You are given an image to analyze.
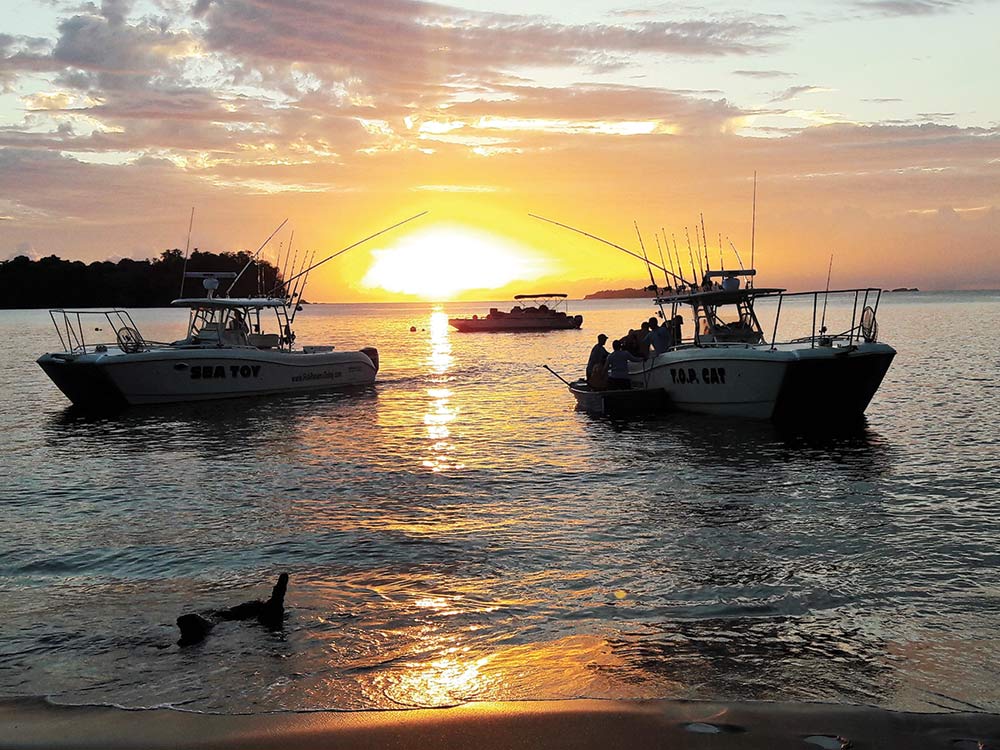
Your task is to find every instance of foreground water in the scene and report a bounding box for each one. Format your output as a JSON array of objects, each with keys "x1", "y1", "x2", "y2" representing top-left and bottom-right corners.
[{"x1": 1, "y1": 292, "x2": 998, "y2": 714}]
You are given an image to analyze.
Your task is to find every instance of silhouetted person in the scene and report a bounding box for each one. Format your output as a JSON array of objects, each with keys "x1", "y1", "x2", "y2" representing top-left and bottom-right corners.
[
  {"x1": 586, "y1": 333, "x2": 609, "y2": 382},
  {"x1": 607, "y1": 339, "x2": 642, "y2": 390},
  {"x1": 648, "y1": 317, "x2": 670, "y2": 354}
]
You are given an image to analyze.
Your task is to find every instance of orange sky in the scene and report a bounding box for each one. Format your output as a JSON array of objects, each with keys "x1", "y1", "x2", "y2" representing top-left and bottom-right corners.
[{"x1": 1, "y1": 0, "x2": 998, "y2": 300}]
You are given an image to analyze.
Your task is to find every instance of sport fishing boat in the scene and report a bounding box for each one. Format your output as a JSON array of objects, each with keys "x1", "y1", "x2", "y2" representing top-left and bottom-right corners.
[
  {"x1": 37, "y1": 276, "x2": 379, "y2": 409},
  {"x1": 37, "y1": 213, "x2": 424, "y2": 409},
  {"x1": 529, "y1": 213, "x2": 895, "y2": 423},
  {"x1": 449, "y1": 294, "x2": 583, "y2": 332},
  {"x1": 571, "y1": 270, "x2": 895, "y2": 421}
]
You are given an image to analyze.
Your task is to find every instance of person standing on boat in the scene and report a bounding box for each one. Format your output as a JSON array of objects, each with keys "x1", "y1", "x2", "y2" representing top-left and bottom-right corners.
[
  {"x1": 649, "y1": 317, "x2": 672, "y2": 354},
  {"x1": 606, "y1": 339, "x2": 642, "y2": 390},
  {"x1": 586, "y1": 333, "x2": 609, "y2": 383}
]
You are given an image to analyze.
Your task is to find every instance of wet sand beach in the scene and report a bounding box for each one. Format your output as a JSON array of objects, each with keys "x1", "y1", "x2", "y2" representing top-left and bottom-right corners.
[{"x1": 3, "y1": 698, "x2": 999, "y2": 750}]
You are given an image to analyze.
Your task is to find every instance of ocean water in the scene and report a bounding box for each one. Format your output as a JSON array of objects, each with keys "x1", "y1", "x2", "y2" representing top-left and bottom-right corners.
[{"x1": 1, "y1": 292, "x2": 998, "y2": 714}]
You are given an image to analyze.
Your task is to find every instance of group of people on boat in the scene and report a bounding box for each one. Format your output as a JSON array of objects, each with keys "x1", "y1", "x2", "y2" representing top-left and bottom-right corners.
[{"x1": 584, "y1": 314, "x2": 684, "y2": 390}]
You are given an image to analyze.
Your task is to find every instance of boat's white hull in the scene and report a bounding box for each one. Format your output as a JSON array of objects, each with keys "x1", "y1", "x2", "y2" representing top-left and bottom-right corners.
[
  {"x1": 627, "y1": 342, "x2": 895, "y2": 421},
  {"x1": 37, "y1": 346, "x2": 378, "y2": 408}
]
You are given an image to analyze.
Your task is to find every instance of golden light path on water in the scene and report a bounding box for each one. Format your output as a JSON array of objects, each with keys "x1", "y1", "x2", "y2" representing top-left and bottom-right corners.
[{"x1": 422, "y1": 309, "x2": 463, "y2": 473}]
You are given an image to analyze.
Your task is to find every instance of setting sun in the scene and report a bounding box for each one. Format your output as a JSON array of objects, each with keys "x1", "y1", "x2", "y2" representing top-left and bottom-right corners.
[{"x1": 361, "y1": 225, "x2": 551, "y2": 300}]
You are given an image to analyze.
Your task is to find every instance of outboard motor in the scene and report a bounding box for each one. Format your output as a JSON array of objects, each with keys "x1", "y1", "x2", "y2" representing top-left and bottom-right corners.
[{"x1": 360, "y1": 347, "x2": 379, "y2": 373}]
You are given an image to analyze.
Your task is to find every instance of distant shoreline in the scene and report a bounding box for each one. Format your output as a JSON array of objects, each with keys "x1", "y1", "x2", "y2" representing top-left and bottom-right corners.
[{"x1": 583, "y1": 288, "x2": 655, "y2": 300}]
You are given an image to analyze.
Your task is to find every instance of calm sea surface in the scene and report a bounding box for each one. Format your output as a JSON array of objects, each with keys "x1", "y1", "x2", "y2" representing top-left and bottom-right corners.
[{"x1": 1, "y1": 292, "x2": 999, "y2": 714}]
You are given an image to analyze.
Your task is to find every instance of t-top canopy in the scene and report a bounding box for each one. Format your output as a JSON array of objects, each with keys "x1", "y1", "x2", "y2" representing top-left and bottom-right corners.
[
  {"x1": 513, "y1": 293, "x2": 568, "y2": 299},
  {"x1": 170, "y1": 297, "x2": 287, "y2": 309}
]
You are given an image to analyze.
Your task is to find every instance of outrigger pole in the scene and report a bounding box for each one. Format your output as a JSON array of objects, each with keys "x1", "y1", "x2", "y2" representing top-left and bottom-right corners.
[
  {"x1": 226, "y1": 218, "x2": 289, "y2": 295},
  {"x1": 178, "y1": 207, "x2": 195, "y2": 298},
  {"x1": 529, "y1": 214, "x2": 686, "y2": 286},
  {"x1": 276, "y1": 211, "x2": 428, "y2": 294},
  {"x1": 635, "y1": 222, "x2": 667, "y2": 319}
]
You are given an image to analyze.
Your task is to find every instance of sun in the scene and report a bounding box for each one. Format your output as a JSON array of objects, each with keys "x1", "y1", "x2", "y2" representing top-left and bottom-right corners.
[{"x1": 361, "y1": 224, "x2": 549, "y2": 300}]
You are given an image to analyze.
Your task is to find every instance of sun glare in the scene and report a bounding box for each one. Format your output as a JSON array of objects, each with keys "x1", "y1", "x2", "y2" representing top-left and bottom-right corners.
[{"x1": 361, "y1": 225, "x2": 548, "y2": 300}]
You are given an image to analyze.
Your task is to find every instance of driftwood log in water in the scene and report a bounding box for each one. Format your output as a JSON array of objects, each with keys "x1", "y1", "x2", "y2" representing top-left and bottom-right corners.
[{"x1": 176, "y1": 573, "x2": 289, "y2": 646}]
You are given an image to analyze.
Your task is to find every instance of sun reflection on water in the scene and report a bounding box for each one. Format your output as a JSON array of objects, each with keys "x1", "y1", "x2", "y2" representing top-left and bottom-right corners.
[{"x1": 422, "y1": 309, "x2": 464, "y2": 472}]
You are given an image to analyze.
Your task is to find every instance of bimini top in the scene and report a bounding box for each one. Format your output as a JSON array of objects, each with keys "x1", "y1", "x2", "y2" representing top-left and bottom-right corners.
[
  {"x1": 513, "y1": 293, "x2": 567, "y2": 299},
  {"x1": 170, "y1": 297, "x2": 288, "y2": 309},
  {"x1": 656, "y1": 287, "x2": 785, "y2": 306}
]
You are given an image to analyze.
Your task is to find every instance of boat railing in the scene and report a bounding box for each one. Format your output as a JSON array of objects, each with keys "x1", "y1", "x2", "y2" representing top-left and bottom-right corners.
[
  {"x1": 767, "y1": 288, "x2": 883, "y2": 349},
  {"x1": 48, "y1": 309, "x2": 148, "y2": 354}
]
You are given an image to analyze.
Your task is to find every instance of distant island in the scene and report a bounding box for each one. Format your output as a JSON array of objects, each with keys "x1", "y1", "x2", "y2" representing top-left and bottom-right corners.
[
  {"x1": 889, "y1": 287, "x2": 920, "y2": 292},
  {"x1": 0, "y1": 249, "x2": 285, "y2": 309},
  {"x1": 584, "y1": 287, "x2": 656, "y2": 300}
]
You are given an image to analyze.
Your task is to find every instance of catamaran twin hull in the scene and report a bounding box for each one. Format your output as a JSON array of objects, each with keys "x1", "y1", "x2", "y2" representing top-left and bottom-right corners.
[
  {"x1": 626, "y1": 342, "x2": 895, "y2": 421},
  {"x1": 37, "y1": 347, "x2": 379, "y2": 408}
]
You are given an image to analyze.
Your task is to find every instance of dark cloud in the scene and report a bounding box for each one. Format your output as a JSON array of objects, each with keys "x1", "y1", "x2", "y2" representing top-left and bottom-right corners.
[{"x1": 197, "y1": 0, "x2": 789, "y2": 103}]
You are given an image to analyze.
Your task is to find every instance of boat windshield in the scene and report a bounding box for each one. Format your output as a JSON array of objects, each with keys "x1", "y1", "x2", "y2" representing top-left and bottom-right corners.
[{"x1": 699, "y1": 302, "x2": 763, "y2": 344}]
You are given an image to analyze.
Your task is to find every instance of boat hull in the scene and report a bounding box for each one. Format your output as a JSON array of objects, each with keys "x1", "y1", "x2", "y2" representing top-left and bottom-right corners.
[
  {"x1": 37, "y1": 346, "x2": 378, "y2": 409},
  {"x1": 568, "y1": 380, "x2": 670, "y2": 417},
  {"x1": 449, "y1": 317, "x2": 583, "y2": 332},
  {"x1": 629, "y1": 342, "x2": 895, "y2": 421}
]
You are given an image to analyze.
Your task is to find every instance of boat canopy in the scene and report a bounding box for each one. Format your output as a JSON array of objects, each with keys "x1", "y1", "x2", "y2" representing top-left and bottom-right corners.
[
  {"x1": 656, "y1": 287, "x2": 785, "y2": 306},
  {"x1": 514, "y1": 293, "x2": 567, "y2": 299},
  {"x1": 170, "y1": 297, "x2": 287, "y2": 309}
]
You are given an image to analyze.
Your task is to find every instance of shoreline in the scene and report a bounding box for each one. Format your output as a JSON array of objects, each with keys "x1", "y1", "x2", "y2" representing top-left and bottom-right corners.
[{"x1": 3, "y1": 697, "x2": 998, "y2": 749}]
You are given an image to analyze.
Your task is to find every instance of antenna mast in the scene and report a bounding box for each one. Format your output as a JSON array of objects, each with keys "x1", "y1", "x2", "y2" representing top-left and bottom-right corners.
[
  {"x1": 750, "y1": 171, "x2": 757, "y2": 287},
  {"x1": 820, "y1": 253, "x2": 834, "y2": 335}
]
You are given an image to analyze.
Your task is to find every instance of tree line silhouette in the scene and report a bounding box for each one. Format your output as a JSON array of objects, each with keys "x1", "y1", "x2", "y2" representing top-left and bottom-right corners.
[{"x1": 0, "y1": 249, "x2": 287, "y2": 309}]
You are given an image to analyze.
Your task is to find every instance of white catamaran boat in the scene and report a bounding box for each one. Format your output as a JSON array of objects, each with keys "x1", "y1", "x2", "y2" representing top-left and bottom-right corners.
[
  {"x1": 531, "y1": 212, "x2": 895, "y2": 423},
  {"x1": 37, "y1": 275, "x2": 379, "y2": 409},
  {"x1": 571, "y1": 271, "x2": 895, "y2": 421}
]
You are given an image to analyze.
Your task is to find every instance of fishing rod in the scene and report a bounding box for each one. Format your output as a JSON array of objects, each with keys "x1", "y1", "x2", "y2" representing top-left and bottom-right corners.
[
  {"x1": 227, "y1": 218, "x2": 288, "y2": 295},
  {"x1": 529, "y1": 214, "x2": 686, "y2": 285},
  {"x1": 727, "y1": 238, "x2": 747, "y2": 272},
  {"x1": 279, "y1": 231, "x2": 294, "y2": 297},
  {"x1": 693, "y1": 225, "x2": 705, "y2": 280},
  {"x1": 700, "y1": 213, "x2": 710, "y2": 274},
  {"x1": 718, "y1": 232, "x2": 724, "y2": 271},
  {"x1": 666, "y1": 229, "x2": 689, "y2": 287},
  {"x1": 654, "y1": 234, "x2": 671, "y2": 289},
  {"x1": 279, "y1": 211, "x2": 429, "y2": 291},
  {"x1": 633, "y1": 221, "x2": 659, "y2": 290},
  {"x1": 820, "y1": 254, "x2": 834, "y2": 335},
  {"x1": 635, "y1": 222, "x2": 667, "y2": 318},
  {"x1": 289, "y1": 251, "x2": 316, "y2": 324},
  {"x1": 281, "y1": 234, "x2": 301, "y2": 299},
  {"x1": 542, "y1": 364, "x2": 572, "y2": 386},
  {"x1": 685, "y1": 228, "x2": 700, "y2": 286},
  {"x1": 178, "y1": 207, "x2": 195, "y2": 298}
]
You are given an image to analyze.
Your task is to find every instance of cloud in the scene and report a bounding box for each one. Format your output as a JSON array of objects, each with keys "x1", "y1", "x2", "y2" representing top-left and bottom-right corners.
[
  {"x1": 732, "y1": 69, "x2": 791, "y2": 78},
  {"x1": 854, "y1": 0, "x2": 966, "y2": 16},
  {"x1": 769, "y1": 85, "x2": 833, "y2": 103}
]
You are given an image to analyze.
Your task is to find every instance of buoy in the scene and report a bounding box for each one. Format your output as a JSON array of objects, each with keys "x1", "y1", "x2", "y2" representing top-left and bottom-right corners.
[{"x1": 410, "y1": 325, "x2": 417, "y2": 332}]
